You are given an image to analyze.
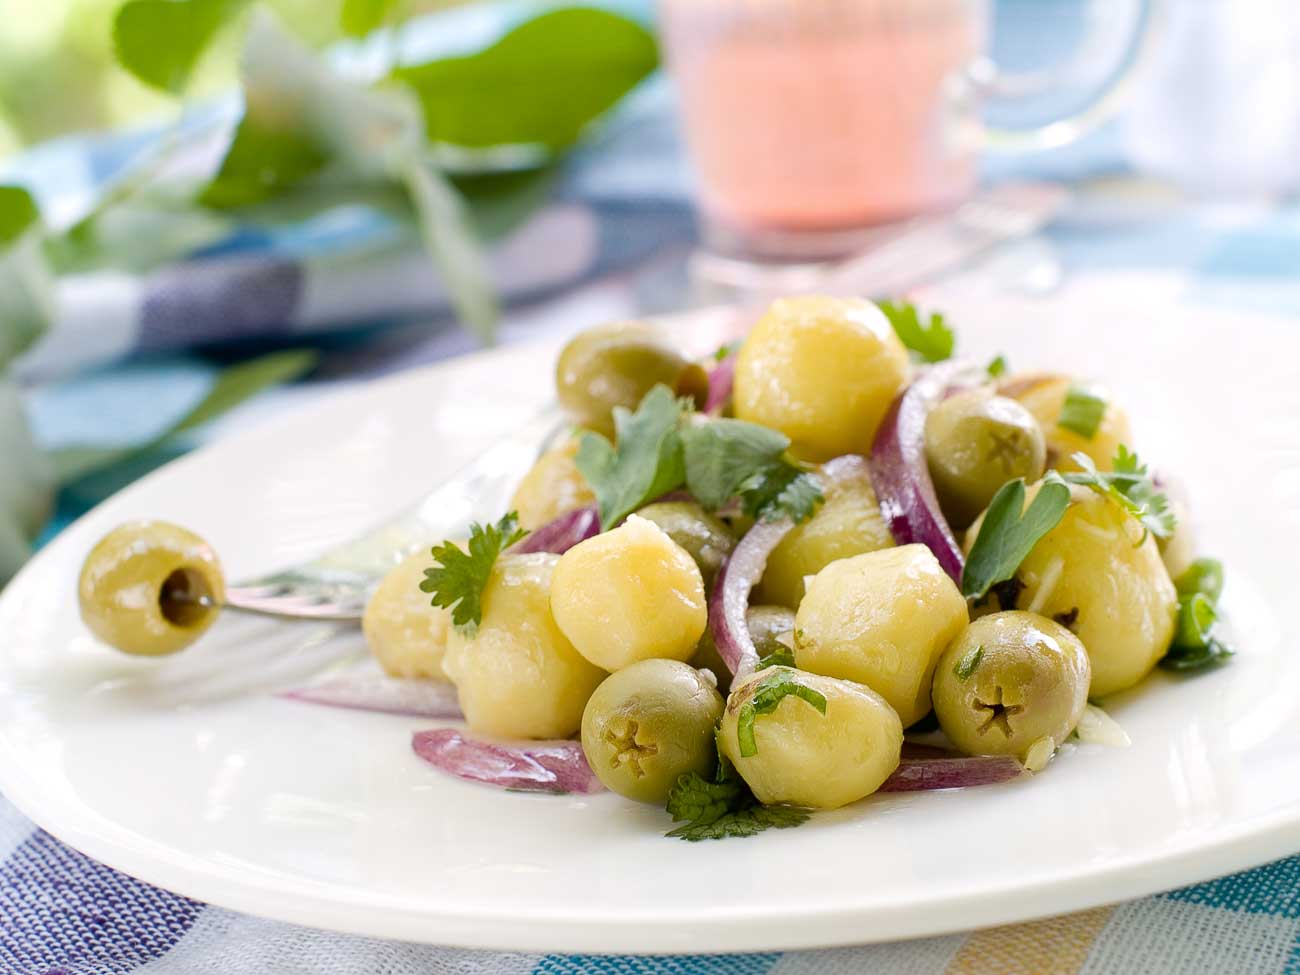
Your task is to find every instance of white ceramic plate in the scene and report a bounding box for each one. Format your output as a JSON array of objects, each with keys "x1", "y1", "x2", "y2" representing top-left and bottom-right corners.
[{"x1": 2, "y1": 293, "x2": 1299, "y2": 954}]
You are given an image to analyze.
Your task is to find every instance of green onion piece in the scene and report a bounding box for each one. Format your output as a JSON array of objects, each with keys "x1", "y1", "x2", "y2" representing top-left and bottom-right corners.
[
  {"x1": 1175, "y1": 593, "x2": 1217, "y2": 648},
  {"x1": 1057, "y1": 385, "x2": 1107, "y2": 439},
  {"x1": 1175, "y1": 558, "x2": 1224, "y2": 605}
]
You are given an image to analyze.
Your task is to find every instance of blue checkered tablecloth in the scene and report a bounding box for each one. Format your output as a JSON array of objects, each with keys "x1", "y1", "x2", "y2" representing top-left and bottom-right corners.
[{"x1": 6, "y1": 2, "x2": 1300, "y2": 972}]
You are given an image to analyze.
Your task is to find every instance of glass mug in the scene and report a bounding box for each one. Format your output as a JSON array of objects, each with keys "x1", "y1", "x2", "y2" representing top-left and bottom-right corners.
[{"x1": 659, "y1": 0, "x2": 1158, "y2": 262}]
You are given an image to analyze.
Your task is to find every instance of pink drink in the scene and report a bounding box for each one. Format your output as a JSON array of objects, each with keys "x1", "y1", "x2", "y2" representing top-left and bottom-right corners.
[{"x1": 661, "y1": 0, "x2": 987, "y2": 260}]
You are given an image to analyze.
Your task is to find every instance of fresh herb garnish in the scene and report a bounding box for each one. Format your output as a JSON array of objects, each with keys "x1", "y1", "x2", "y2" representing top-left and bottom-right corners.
[
  {"x1": 1175, "y1": 592, "x2": 1217, "y2": 647},
  {"x1": 713, "y1": 340, "x2": 742, "y2": 363},
  {"x1": 419, "y1": 513, "x2": 527, "y2": 633},
  {"x1": 878, "y1": 299, "x2": 955, "y2": 363},
  {"x1": 680, "y1": 419, "x2": 823, "y2": 523},
  {"x1": 1176, "y1": 557, "x2": 1224, "y2": 603},
  {"x1": 1161, "y1": 558, "x2": 1233, "y2": 672},
  {"x1": 1061, "y1": 447, "x2": 1176, "y2": 541},
  {"x1": 575, "y1": 385, "x2": 689, "y2": 530},
  {"x1": 756, "y1": 646, "x2": 796, "y2": 671},
  {"x1": 1160, "y1": 637, "x2": 1234, "y2": 671},
  {"x1": 953, "y1": 645, "x2": 983, "y2": 681},
  {"x1": 665, "y1": 756, "x2": 809, "y2": 841},
  {"x1": 961, "y1": 477, "x2": 1071, "y2": 600},
  {"x1": 736, "y1": 670, "x2": 828, "y2": 758},
  {"x1": 1057, "y1": 385, "x2": 1107, "y2": 439},
  {"x1": 987, "y1": 354, "x2": 1008, "y2": 378}
]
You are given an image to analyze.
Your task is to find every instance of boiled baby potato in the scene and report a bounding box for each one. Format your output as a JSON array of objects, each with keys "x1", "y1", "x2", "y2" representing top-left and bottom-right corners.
[
  {"x1": 1003, "y1": 374, "x2": 1131, "y2": 473},
  {"x1": 509, "y1": 438, "x2": 595, "y2": 532},
  {"x1": 965, "y1": 483, "x2": 1177, "y2": 697},
  {"x1": 755, "y1": 456, "x2": 894, "y2": 609},
  {"x1": 717, "y1": 667, "x2": 902, "y2": 809},
  {"x1": 363, "y1": 549, "x2": 452, "y2": 681},
  {"x1": 733, "y1": 296, "x2": 910, "y2": 461},
  {"x1": 442, "y1": 553, "x2": 606, "y2": 739},
  {"x1": 793, "y1": 544, "x2": 968, "y2": 726},
  {"x1": 550, "y1": 515, "x2": 708, "y2": 671}
]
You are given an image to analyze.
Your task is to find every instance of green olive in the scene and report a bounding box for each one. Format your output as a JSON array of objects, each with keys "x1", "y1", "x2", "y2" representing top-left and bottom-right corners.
[
  {"x1": 931, "y1": 611, "x2": 1090, "y2": 762},
  {"x1": 925, "y1": 388, "x2": 1046, "y2": 529},
  {"x1": 78, "y1": 520, "x2": 226, "y2": 656},
  {"x1": 556, "y1": 322, "x2": 708, "y2": 436},
  {"x1": 580, "y1": 659, "x2": 724, "y2": 804},
  {"x1": 634, "y1": 501, "x2": 735, "y2": 591},
  {"x1": 691, "y1": 604, "x2": 795, "y2": 694}
]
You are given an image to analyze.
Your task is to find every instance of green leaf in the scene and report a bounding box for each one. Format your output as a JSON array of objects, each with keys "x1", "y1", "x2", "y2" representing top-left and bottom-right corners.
[
  {"x1": 953, "y1": 645, "x2": 983, "y2": 681},
  {"x1": 665, "y1": 762, "x2": 809, "y2": 841},
  {"x1": 987, "y1": 354, "x2": 1008, "y2": 378},
  {"x1": 341, "y1": 0, "x2": 400, "y2": 37},
  {"x1": 736, "y1": 668, "x2": 828, "y2": 758},
  {"x1": 878, "y1": 299, "x2": 955, "y2": 363},
  {"x1": 393, "y1": 7, "x2": 658, "y2": 153},
  {"x1": 756, "y1": 646, "x2": 795, "y2": 671},
  {"x1": 0, "y1": 378, "x2": 55, "y2": 585},
  {"x1": 50, "y1": 349, "x2": 318, "y2": 484},
  {"x1": 1160, "y1": 637, "x2": 1234, "y2": 672},
  {"x1": 419, "y1": 513, "x2": 528, "y2": 632},
  {"x1": 1062, "y1": 446, "x2": 1176, "y2": 541},
  {"x1": 575, "y1": 385, "x2": 688, "y2": 530},
  {"x1": 1176, "y1": 558, "x2": 1224, "y2": 605},
  {"x1": 961, "y1": 477, "x2": 1071, "y2": 600},
  {"x1": 679, "y1": 419, "x2": 822, "y2": 523},
  {"x1": 113, "y1": 0, "x2": 251, "y2": 93},
  {"x1": 1057, "y1": 384, "x2": 1106, "y2": 439},
  {"x1": 667, "y1": 804, "x2": 809, "y2": 841},
  {"x1": 0, "y1": 186, "x2": 40, "y2": 248},
  {"x1": 1175, "y1": 592, "x2": 1217, "y2": 649},
  {"x1": 200, "y1": 117, "x2": 331, "y2": 210}
]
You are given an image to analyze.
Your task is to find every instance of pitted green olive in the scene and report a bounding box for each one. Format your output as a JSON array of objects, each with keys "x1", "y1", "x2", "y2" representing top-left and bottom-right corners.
[
  {"x1": 634, "y1": 501, "x2": 735, "y2": 591},
  {"x1": 925, "y1": 388, "x2": 1046, "y2": 529},
  {"x1": 556, "y1": 322, "x2": 708, "y2": 436},
  {"x1": 691, "y1": 604, "x2": 795, "y2": 693},
  {"x1": 581, "y1": 659, "x2": 724, "y2": 803},
  {"x1": 932, "y1": 611, "x2": 1090, "y2": 762},
  {"x1": 78, "y1": 520, "x2": 225, "y2": 656}
]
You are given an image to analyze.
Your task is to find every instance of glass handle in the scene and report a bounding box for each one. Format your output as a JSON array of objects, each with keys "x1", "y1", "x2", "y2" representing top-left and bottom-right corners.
[{"x1": 974, "y1": 0, "x2": 1163, "y2": 153}]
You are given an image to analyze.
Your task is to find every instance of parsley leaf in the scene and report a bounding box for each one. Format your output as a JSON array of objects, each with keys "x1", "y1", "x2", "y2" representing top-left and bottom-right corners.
[
  {"x1": 419, "y1": 513, "x2": 527, "y2": 633},
  {"x1": 576, "y1": 385, "x2": 689, "y2": 530},
  {"x1": 680, "y1": 418, "x2": 823, "y2": 523},
  {"x1": 878, "y1": 299, "x2": 955, "y2": 363},
  {"x1": 953, "y1": 645, "x2": 983, "y2": 681},
  {"x1": 987, "y1": 354, "x2": 1008, "y2": 378},
  {"x1": 1057, "y1": 385, "x2": 1107, "y2": 439},
  {"x1": 736, "y1": 670, "x2": 828, "y2": 757},
  {"x1": 961, "y1": 477, "x2": 1071, "y2": 600},
  {"x1": 665, "y1": 757, "x2": 809, "y2": 841},
  {"x1": 1061, "y1": 447, "x2": 1176, "y2": 541}
]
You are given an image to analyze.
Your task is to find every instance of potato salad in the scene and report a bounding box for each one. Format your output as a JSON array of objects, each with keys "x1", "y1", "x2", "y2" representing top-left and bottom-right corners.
[{"x1": 77, "y1": 295, "x2": 1232, "y2": 841}]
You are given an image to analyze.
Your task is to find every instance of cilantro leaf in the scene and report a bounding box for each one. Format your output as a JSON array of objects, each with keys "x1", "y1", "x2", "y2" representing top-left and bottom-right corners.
[
  {"x1": 987, "y1": 354, "x2": 1008, "y2": 378},
  {"x1": 878, "y1": 299, "x2": 955, "y2": 363},
  {"x1": 419, "y1": 513, "x2": 527, "y2": 633},
  {"x1": 665, "y1": 758, "x2": 809, "y2": 841},
  {"x1": 1062, "y1": 447, "x2": 1176, "y2": 541},
  {"x1": 576, "y1": 385, "x2": 688, "y2": 530},
  {"x1": 961, "y1": 477, "x2": 1071, "y2": 600},
  {"x1": 1057, "y1": 385, "x2": 1107, "y2": 439},
  {"x1": 953, "y1": 645, "x2": 983, "y2": 681},
  {"x1": 680, "y1": 418, "x2": 822, "y2": 523},
  {"x1": 736, "y1": 670, "x2": 828, "y2": 757}
]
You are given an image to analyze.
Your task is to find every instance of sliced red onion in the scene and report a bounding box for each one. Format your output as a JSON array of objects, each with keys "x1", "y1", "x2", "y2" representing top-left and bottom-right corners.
[
  {"x1": 412, "y1": 729, "x2": 603, "y2": 795},
  {"x1": 282, "y1": 674, "x2": 463, "y2": 719},
  {"x1": 704, "y1": 355, "x2": 735, "y2": 416},
  {"x1": 879, "y1": 755, "x2": 1023, "y2": 792},
  {"x1": 511, "y1": 505, "x2": 599, "y2": 555},
  {"x1": 869, "y1": 361, "x2": 979, "y2": 582},
  {"x1": 709, "y1": 518, "x2": 795, "y2": 678}
]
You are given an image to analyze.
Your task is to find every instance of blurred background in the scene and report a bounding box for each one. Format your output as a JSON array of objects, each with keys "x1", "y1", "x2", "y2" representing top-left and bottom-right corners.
[{"x1": 3, "y1": 0, "x2": 1300, "y2": 588}]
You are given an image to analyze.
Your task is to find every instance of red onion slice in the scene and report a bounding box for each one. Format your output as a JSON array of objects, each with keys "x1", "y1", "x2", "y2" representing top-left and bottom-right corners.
[
  {"x1": 709, "y1": 518, "x2": 795, "y2": 678},
  {"x1": 412, "y1": 729, "x2": 603, "y2": 795},
  {"x1": 869, "y1": 361, "x2": 979, "y2": 582},
  {"x1": 704, "y1": 355, "x2": 735, "y2": 416},
  {"x1": 879, "y1": 755, "x2": 1023, "y2": 792},
  {"x1": 282, "y1": 674, "x2": 463, "y2": 719},
  {"x1": 511, "y1": 505, "x2": 599, "y2": 555}
]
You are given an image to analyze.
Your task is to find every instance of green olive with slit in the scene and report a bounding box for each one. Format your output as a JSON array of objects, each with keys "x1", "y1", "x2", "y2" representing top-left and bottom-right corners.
[
  {"x1": 580, "y1": 659, "x2": 724, "y2": 804},
  {"x1": 931, "y1": 611, "x2": 1090, "y2": 762},
  {"x1": 634, "y1": 501, "x2": 735, "y2": 591},
  {"x1": 78, "y1": 520, "x2": 225, "y2": 656},
  {"x1": 691, "y1": 604, "x2": 795, "y2": 694},
  {"x1": 925, "y1": 388, "x2": 1046, "y2": 529},
  {"x1": 556, "y1": 322, "x2": 708, "y2": 436}
]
